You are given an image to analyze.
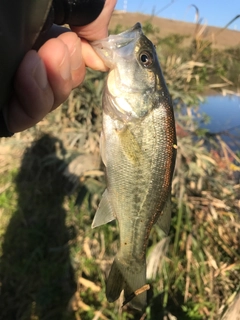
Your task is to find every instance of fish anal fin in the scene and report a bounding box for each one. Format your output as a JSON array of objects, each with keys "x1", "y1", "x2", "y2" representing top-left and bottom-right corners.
[
  {"x1": 156, "y1": 195, "x2": 172, "y2": 235},
  {"x1": 91, "y1": 189, "x2": 115, "y2": 228}
]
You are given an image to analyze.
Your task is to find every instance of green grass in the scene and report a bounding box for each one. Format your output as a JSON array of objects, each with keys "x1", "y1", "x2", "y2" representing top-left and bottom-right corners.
[{"x1": 1, "y1": 130, "x2": 239, "y2": 320}]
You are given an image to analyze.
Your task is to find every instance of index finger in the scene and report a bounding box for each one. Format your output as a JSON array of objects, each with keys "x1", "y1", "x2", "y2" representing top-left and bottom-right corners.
[{"x1": 71, "y1": 0, "x2": 117, "y2": 41}]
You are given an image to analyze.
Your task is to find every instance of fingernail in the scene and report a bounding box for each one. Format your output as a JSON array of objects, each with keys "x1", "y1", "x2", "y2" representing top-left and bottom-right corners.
[
  {"x1": 70, "y1": 39, "x2": 82, "y2": 71},
  {"x1": 59, "y1": 50, "x2": 71, "y2": 80},
  {"x1": 33, "y1": 59, "x2": 48, "y2": 89}
]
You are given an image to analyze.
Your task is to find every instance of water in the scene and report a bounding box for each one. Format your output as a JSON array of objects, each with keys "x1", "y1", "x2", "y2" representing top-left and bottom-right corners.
[
  {"x1": 199, "y1": 95, "x2": 240, "y2": 151},
  {"x1": 200, "y1": 95, "x2": 240, "y2": 133}
]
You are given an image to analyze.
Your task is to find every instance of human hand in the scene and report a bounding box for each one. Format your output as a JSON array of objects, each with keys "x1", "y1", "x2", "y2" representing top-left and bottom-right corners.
[{"x1": 3, "y1": 0, "x2": 116, "y2": 133}]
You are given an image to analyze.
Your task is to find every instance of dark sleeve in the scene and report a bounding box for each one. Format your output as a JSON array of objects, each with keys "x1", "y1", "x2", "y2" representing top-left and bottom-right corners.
[
  {"x1": 0, "y1": 0, "x2": 52, "y2": 138},
  {"x1": 0, "y1": 110, "x2": 13, "y2": 137}
]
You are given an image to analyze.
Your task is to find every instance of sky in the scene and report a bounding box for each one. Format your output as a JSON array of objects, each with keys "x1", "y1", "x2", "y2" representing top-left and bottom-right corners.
[{"x1": 115, "y1": 0, "x2": 240, "y2": 30}]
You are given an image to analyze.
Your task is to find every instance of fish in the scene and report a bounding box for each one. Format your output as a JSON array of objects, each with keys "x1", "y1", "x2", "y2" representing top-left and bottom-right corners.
[{"x1": 91, "y1": 23, "x2": 177, "y2": 310}]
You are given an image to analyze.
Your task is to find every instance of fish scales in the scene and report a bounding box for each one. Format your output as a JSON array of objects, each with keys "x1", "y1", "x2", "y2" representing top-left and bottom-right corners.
[
  {"x1": 91, "y1": 23, "x2": 177, "y2": 310},
  {"x1": 105, "y1": 108, "x2": 173, "y2": 248}
]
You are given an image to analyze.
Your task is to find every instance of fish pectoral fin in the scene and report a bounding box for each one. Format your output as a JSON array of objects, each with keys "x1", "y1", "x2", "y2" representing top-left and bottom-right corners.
[
  {"x1": 91, "y1": 189, "x2": 115, "y2": 228},
  {"x1": 118, "y1": 127, "x2": 142, "y2": 165},
  {"x1": 156, "y1": 195, "x2": 172, "y2": 235}
]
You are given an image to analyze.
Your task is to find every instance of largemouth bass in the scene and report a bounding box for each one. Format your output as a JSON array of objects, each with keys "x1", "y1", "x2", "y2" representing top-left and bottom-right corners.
[{"x1": 91, "y1": 23, "x2": 177, "y2": 310}]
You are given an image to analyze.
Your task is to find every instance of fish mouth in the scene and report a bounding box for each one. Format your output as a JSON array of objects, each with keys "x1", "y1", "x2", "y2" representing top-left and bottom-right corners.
[{"x1": 91, "y1": 23, "x2": 143, "y2": 68}]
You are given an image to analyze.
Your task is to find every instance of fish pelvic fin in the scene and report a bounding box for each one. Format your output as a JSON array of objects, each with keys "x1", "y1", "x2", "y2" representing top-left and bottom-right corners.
[
  {"x1": 91, "y1": 189, "x2": 115, "y2": 228},
  {"x1": 106, "y1": 255, "x2": 147, "y2": 311}
]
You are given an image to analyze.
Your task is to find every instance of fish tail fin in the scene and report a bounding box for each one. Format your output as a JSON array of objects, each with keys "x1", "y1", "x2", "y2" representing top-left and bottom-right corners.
[{"x1": 106, "y1": 255, "x2": 147, "y2": 311}]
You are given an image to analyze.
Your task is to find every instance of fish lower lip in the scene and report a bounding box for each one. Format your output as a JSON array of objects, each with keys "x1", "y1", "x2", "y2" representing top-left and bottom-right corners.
[
  {"x1": 90, "y1": 23, "x2": 143, "y2": 66},
  {"x1": 91, "y1": 22, "x2": 142, "y2": 48},
  {"x1": 114, "y1": 22, "x2": 143, "y2": 38}
]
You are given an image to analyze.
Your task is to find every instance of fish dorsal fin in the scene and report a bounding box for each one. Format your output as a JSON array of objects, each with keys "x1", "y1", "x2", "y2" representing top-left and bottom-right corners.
[
  {"x1": 156, "y1": 195, "x2": 172, "y2": 235},
  {"x1": 91, "y1": 189, "x2": 115, "y2": 228}
]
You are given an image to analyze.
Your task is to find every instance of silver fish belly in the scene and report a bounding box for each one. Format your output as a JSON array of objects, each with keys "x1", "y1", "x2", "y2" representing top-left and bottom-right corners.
[{"x1": 91, "y1": 23, "x2": 177, "y2": 310}]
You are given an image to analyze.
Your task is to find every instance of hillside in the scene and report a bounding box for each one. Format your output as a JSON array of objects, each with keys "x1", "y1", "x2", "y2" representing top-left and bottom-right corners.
[{"x1": 110, "y1": 11, "x2": 240, "y2": 49}]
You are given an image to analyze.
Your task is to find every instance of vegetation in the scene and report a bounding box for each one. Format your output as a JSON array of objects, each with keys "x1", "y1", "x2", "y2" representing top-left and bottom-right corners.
[
  {"x1": 0, "y1": 19, "x2": 240, "y2": 320},
  {"x1": 140, "y1": 19, "x2": 240, "y2": 93}
]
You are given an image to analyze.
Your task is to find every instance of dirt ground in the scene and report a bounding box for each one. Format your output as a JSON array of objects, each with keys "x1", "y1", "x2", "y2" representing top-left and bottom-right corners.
[{"x1": 110, "y1": 11, "x2": 240, "y2": 49}]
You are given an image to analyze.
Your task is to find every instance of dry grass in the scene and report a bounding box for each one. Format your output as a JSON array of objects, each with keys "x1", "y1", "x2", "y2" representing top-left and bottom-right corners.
[{"x1": 0, "y1": 19, "x2": 240, "y2": 319}]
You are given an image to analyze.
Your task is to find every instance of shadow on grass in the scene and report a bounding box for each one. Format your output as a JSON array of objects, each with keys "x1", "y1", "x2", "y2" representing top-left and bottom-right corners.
[
  {"x1": 0, "y1": 134, "x2": 76, "y2": 320},
  {"x1": 147, "y1": 291, "x2": 197, "y2": 320}
]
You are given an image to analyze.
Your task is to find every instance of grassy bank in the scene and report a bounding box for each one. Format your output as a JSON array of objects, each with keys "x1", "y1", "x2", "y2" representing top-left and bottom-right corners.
[{"x1": 0, "y1": 22, "x2": 240, "y2": 320}]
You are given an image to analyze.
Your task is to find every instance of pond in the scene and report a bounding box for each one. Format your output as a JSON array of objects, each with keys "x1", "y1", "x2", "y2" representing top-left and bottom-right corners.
[{"x1": 199, "y1": 95, "x2": 240, "y2": 152}]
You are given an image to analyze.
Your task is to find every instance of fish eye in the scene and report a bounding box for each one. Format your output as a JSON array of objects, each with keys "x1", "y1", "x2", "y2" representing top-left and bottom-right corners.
[{"x1": 139, "y1": 51, "x2": 153, "y2": 68}]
